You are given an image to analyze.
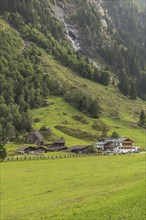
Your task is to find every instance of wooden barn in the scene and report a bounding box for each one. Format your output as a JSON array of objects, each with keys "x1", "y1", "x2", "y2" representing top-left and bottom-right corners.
[
  {"x1": 17, "y1": 146, "x2": 47, "y2": 155},
  {"x1": 17, "y1": 146, "x2": 36, "y2": 155},
  {"x1": 53, "y1": 139, "x2": 65, "y2": 147}
]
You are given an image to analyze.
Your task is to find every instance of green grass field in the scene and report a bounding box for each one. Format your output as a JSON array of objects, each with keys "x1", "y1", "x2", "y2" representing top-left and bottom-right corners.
[{"x1": 1, "y1": 154, "x2": 145, "y2": 220}]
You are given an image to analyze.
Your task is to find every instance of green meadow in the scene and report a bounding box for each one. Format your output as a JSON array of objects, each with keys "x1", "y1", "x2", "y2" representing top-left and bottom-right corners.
[{"x1": 1, "y1": 154, "x2": 145, "y2": 220}]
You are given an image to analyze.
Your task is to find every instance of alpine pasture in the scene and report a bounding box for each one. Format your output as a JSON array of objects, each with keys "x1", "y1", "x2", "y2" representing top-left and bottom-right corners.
[{"x1": 1, "y1": 154, "x2": 145, "y2": 220}]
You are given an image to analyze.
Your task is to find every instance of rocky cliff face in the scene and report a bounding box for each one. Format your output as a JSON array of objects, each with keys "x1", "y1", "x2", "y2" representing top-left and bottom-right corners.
[
  {"x1": 50, "y1": 0, "x2": 146, "y2": 99},
  {"x1": 52, "y1": 0, "x2": 145, "y2": 65}
]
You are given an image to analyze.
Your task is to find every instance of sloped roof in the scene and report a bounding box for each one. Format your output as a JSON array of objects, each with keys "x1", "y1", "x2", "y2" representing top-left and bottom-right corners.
[
  {"x1": 35, "y1": 146, "x2": 48, "y2": 150},
  {"x1": 96, "y1": 141, "x2": 105, "y2": 145},
  {"x1": 17, "y1": 146, "x2": 36, "y2": 151},
  {"x1": 113, "y1": 138, "x2": 133, "y2": 143},
  {"x1": 48, "y1": 146, "x2": 67, "y2": 151},
  {"x1": 53, "y1": 139, "x2": 65, "y2": 144},
  {"x1": 96, "y1": 140, "x2": 113, "y2": 145},
  {"x1": 96, "y1": 138, "x2": 133, "y2": 145},
  {"x1": 17, "y1": 145, "x2": 48, "y2": 152},
  {"x1": 67, "y1": 145, "x2": 90, "y2": 151},
  {"x1": 33, "y1": 130, "x2": 44, "y2": 140}
]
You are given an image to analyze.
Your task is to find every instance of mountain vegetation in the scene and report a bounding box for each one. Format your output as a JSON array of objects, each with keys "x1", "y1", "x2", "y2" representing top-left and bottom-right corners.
[
  {"x1": 0, "y1": 0, "x2": 145, "y2": 143},
  {"x1": 67, "y1": 0, "x2": 146, "y2": 99}
]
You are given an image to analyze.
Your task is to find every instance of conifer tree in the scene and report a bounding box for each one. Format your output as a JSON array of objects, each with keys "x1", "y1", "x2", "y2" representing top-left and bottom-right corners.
[
  {"x1": 139, "y1": 110, "x2": 145, "y2": 127},
  {"x1": 130, "y1": 82, "x2": 137, "y2": 99},
  {"x1": 120, "y1": 76, "x2": 129, "y2": 96},
  {"x1": 90, "y1": 99, "x2": 100, "y2": 118},
  {"x1": 111, "y1": 131, "x2": 120, "y2": 138}
]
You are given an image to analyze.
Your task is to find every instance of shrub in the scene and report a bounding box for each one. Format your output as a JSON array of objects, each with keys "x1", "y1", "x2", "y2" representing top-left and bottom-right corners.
[
  {"x1": 92, "y1": 120, "x2": 109, "y2": 132},
  {"x1": 34, "y1": 118, "x2": 41, "y2": 123}
]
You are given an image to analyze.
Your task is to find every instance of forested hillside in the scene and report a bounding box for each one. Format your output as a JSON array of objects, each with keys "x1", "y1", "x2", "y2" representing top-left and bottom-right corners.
[
  {"x1": 0, "y1": 0, "x2": 145, "y2": 142},
  {"x1": 64, "y1": 0, "x2": 146, "y2": 99}
]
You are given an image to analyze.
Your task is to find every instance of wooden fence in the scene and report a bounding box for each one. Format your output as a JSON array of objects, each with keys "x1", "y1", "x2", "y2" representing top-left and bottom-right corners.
[{"x1": 4, "y1": 153, "x2": 103, "y2": 162}]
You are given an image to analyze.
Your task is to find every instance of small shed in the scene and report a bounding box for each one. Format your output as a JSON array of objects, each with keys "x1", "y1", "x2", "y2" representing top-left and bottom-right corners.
[
  {"x1": 25, "y1": 130, "x2": 44, "y2": 144},
  {"x1": 53, "y1": 139, "x2": 65, "y2": 147}
]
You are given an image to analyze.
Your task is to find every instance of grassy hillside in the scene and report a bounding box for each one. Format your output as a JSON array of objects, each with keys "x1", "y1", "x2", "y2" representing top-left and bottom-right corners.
[
  {"x1": 32, "y1": 96, "x2": 145, "y2": 148},
  {"x1": 40, "y1": 51, "x2": 145, "y2": 120},
  {"x1": 31, "y1": 50, "x2": 145, "y2": 148},
  {"x1": 1, "y1": 154, "x2": 145, "y2": 220}
]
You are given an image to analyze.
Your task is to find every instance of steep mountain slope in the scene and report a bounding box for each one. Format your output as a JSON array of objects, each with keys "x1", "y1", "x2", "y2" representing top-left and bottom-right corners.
[
  {"x1": 0, "y1": 0, "x2": 145, "y2": 146},
  {"x1": 52, "y1": 0, "x2": 146, "y2": 98}
]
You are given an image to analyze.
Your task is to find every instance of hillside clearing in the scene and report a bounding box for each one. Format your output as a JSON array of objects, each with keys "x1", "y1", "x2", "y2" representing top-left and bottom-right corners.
[
  {"x1": 32, "y1": 96, "x2": 146, "y2": 148},
  {"x1": 41, "y1": 51, "x2": 145, "y2": 120}
]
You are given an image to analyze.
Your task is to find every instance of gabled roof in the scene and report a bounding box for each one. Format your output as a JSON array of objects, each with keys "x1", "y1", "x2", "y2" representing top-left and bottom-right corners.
[
  {"x1": 67, "y1": 145, "x2": 90, "y2": 151},
  {"x1": 96, "y1": 140, "x2": 113, "y2": 145},
  {"x1": 113, "y1": 138, "x2": 133, "y2": 143},
  {"x1": 95, "y1": 141, "x2": 105, "y2": 145},
  {"x1": 32, "y1": 130, "x2": 44, "y2": 140},
  {"x1": 53, "y1": 139, "x2": 65, "y2": 144},
  {"x1": 17, "y1": 146, "x2": 48, "y2": 152},
  {"x1": 17, "y1": 146, "x2": 36, "y2": 151},
  {"x1": 96, "y1": 138, "x2": 133, "y2": 145},
  {"x1": 48, "y1": 146, "x2": 67, "y2": 151},
  {"x1": 35, "y1": 146, "x2": 48, "y2": 150},
  {"x1": 25, "y1": 130, "x2": 44, "y2": 141}
]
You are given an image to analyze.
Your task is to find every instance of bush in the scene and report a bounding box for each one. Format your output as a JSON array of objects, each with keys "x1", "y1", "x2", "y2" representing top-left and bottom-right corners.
[
  {"x1": 92, "y1": 120, "x2": 109, "y2": 132},
  {"x1": 87, "y1": 146, "x2": 97, "y2": 153},
  {"x1": 111, "y1": 131, "x2": 120, "y2": 138},
  {"x1": 72, "y1": 115, "x2": 89, "y2": 124},
  {"x1": 34, "y1": 118, "x2": 41, "y2": 123},
  {"x1": 7, "y1": 150, "x2": 16, "y2": 156}
]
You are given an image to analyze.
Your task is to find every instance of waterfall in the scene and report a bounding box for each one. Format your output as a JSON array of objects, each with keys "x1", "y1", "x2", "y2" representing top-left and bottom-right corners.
[{"x1": 62, "y1": 19, "x2": 81, "y2": 52}]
